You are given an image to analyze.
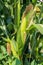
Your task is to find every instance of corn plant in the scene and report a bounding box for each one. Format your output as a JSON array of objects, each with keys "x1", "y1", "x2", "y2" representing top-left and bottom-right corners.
[{"x1": 0, "y1": 0, "x2": 43, "y2": 65}]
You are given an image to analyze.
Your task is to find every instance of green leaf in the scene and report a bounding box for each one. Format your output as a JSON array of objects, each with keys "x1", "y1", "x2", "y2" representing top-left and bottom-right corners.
[
  {"x1": 12, "y1": 59, "x2": 21, "y2": 65},
  {"x1": 1, "y1": 46, "x2": 6, "y2": 54},
  {"x1": 33, "y1": 24, "x2": 43, "y2": 35},
  {"x1": 10, "y1": 40, "x2": 19, "y2": 59},
  {"x1": 32, "y1": 0, "x2": 37, "y2": 4},
  {"x1": 0, "y1": 2, "x2": 3, "y2": 11},
  {"x1": 0, "y1": 53, "x2": 8, "y2": 60},
  {"x1": 0, "y1": 53, "x2": 3, "y2": 60},
  {"x1": 31, "y1": 60, "x2": 37, "y2": 65},
  {"x1": 38, "y1": 64, "x2": 42, "y2": 65}
]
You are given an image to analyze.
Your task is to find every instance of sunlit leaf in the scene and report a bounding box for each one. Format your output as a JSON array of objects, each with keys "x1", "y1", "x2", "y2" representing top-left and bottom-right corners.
[{"x1": 33, "y1": 24, "x2": 43, "y2": 35}]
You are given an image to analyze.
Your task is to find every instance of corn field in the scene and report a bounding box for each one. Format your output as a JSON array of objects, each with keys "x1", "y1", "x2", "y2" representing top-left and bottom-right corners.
[{"x1": 0, "y1": 0, "x2": 43, "y2": 65}]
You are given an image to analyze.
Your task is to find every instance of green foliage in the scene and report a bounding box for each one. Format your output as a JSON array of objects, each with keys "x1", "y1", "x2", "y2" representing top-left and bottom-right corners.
[
  {"x1": 0, "y1": 0, "x2": 43, "y2": 65},
  {"x1": 12, "y1": 59, "x2": 21, "y2": 65},
  {"x1": 32, "y1": 0, "x2": 37, "y2": 4}
]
